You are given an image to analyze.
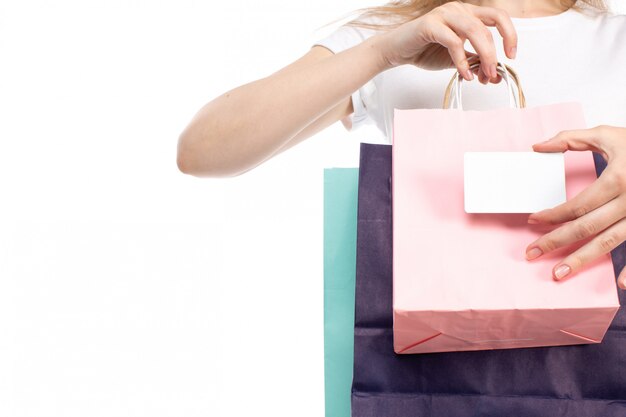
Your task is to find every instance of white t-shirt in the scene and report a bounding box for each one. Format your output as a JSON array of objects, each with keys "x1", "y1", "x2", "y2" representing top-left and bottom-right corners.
[{"x1": 312, "y1": 5, "x2": 626, "y2": 143}]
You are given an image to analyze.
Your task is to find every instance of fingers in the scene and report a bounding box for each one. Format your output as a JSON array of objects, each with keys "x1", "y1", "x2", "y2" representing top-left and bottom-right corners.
[
  {"x1": 429, "y1": 24, "x2": 500, "y2": 84},
  {"x1": 430, "y1": 25, "x2": 475, "y2": 80},
  {"x1": 471, "y1": 65, "x2": 501, "y2": 85},
  {"x1": 526, "y1": 124, "x2": 626, "y2": 290},
  {"x1": 467, "y1": 4, "x2": 518, "y2": 59},
  {"x1": 532, "y1": 126, "x2": 610, "y2": 160},
  {"x1": 528, "y1": 172, "x2": 620, "y2": 225},
  {"x1": 528, "y1": 126, "x2": 622, "y2": 225},
  {"x1": 440, "y1": 11, "x2": 499, "y2": 80},
  {"x1": 548, "y1": 218, "x2": 626, "y2": 282},
  {"x1": 526, "y1": 195, "x2": 626, "y2": 260},
  {"x1": 428, "y1": 2, "x2": 517, "y2": 82},
  {"x1": 433, "y1": 2, "x2": 507, "y2": 80}
]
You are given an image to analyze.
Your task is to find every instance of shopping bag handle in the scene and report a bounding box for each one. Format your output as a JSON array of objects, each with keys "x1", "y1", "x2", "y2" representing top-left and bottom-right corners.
[{"x1": 442, "y1": 60, "x2": 526, "y2": 110}]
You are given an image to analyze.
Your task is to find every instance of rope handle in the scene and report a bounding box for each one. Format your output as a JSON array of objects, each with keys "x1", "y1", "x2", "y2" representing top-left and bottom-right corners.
[{"x1": 443, "y1": 60, "x2": 526, "y2": 110}]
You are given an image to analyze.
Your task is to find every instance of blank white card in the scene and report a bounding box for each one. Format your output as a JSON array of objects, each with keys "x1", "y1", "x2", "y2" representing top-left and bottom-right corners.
[{"x1": 464, "y1": 152, "x2": 566, "y2": 214}]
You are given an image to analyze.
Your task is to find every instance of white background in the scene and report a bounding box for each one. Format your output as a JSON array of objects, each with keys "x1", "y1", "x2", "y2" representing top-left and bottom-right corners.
[{"x1": 0, "y1": 1, "x2": 624, "y2": 416}]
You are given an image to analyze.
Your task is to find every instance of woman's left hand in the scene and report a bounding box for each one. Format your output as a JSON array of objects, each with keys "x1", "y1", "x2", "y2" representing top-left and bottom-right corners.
[{"x1": 525, "y1": 125, "x2": 626, "y2": 290}]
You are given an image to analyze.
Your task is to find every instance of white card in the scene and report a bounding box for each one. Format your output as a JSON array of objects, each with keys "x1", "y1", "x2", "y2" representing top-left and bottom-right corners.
[{"x1": 464, "y1": 152, "x2": 566, "y2": 214}]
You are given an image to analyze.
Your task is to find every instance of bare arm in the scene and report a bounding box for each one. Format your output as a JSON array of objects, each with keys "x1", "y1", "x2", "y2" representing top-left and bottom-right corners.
[
  {"x1": 177, "y1": 38, "x2": 388, "y2": 177},
  {"x1": 177, "y1": 3, "x2": 518, "y2": 177}
]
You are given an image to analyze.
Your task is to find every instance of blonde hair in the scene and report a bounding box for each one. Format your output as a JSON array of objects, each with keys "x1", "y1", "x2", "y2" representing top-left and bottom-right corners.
[{"x1": 342, "y1": 0, "x2": 607, "y2": 30}]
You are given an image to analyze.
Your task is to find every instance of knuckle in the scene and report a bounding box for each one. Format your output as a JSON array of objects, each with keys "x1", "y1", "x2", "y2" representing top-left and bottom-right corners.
[
  {"x1": 568, "y1": 254, "x2": 584, "y2": 270},
  {"x1": 605, "y1": 171, "x2": 626, "y2": 191},
  {"x1": 555, "y1": 130, "x2": 569, "y2": 140},
  {"x1": 466, "y1": 23, "x2": 483, "y2": 36},
  {"x1": 482, "y1": 28, "x2": 495, "y2": 43},
  {"x1": 480, "y1": 48, "x2": 496, "y2": 61},
  {"x1": 449, "y1": 1, "x2": 464, "y2": 10},
  {"x1": 593, "y1": 124, "x2": 615, "y2": 140},
  {"x1": 595, "y1": 124, "x2": 610, "y2": 133},
  {"x1": 494, "y1": 8, "x2": 510, "y2": 20},
  {"x1": 571, "y1": 205, "x2": 588, "y2": 219},
  {"x1": 449, "y1": 37, "x2": 464, "y2": 49},
  {"x1": 423, "y1": 14, "x2": 442, "y2": 28},
  {"x1": 541, "y1": 238, "x2": 558, "y2": 253},
  {"x1": 599, "y1": 233, "x2": 618, "y2": 252},
  {"x1": 430, "y1": 7, "x2": 443, "y2": 17},
  {"x1": 427, "y1": 7, "x2": 444, "y2": 20},
  {"x1": 616, "y1": 174, "x2": 626, "y2": 191},
  {"x1": 602, "y1": 171, "x2": 617, "y2": 185},
  {"x1": 574, "y1": 221, "x2": 596, "y2": 240},
  {"x1": 439, "y1": 2, "x2": 459, "y2": 13}
]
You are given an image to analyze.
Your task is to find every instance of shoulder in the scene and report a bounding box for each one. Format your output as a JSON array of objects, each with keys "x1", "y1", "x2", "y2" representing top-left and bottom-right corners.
[
  {"x1": 597, "y1": 9, "x2": 626, "y2": 28},
  {"x1": 312, "y1": 13, "x2": 392, "y2": 55},
  {"x1": 561, "y1": 5, "x2": 626, "y2": 48},
  {"x1": 575, "y1": 5, "x2": 626, "y2": 28}
]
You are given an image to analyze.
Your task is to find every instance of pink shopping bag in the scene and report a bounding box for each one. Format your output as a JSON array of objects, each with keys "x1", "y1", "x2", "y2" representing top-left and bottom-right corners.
[{"x1": 392, "y1": 62, "x2": 620, "y2": 354}]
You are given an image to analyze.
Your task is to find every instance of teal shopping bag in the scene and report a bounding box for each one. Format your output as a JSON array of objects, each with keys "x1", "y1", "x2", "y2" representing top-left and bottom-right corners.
[{"x1": 323, "y1": 168, "x2": 358, "y2": 417}]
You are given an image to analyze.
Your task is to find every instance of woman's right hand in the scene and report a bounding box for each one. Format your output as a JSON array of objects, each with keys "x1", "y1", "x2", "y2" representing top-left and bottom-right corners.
[{"x1": 376, "y1": 1, "x2": 517, "y2": 84}]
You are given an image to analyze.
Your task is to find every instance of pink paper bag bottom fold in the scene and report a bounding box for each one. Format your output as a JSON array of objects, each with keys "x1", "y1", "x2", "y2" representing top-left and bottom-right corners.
[{"x1": 394, "y1": 306, "x2": 619, "y2": 354}]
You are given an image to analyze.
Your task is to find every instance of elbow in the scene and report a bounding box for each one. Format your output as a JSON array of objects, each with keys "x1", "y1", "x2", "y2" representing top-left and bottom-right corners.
[
  {"x1": 176, "y1": 135, "x2": 197, "y2": 176},
  {"x1": 177, "y1": 129, "x2": 212, "y2": 177},
  {"x1": 176, "y1": 131, "x2": 199, "y2": 176},
  {"x1": 176, "y1": 130, "x2": 246, "y2": 178}
]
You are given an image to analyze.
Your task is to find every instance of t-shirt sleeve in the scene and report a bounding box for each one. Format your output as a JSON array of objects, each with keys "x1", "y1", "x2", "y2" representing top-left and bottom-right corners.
[{"x1": 312, "y1": 22, "x2": 379, "y2": 132}]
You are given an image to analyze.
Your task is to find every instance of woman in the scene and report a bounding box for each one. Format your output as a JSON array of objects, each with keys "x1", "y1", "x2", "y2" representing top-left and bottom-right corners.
[{"x1": 177, "y1": 0, "x2": 626, "y2": 289}]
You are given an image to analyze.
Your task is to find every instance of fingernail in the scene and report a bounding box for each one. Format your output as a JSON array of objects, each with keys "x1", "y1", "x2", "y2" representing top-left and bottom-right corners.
[
  {"x1": 528, "y1": 217, "x2": 539, "y2": 225},
  {"x1": 510, "y1": 46, "x2": 517, "y2": 59},
  {"x1": 464, "y1": 69, "x2": 474, "y2": 81},
  {"x1": 526, "y1": 247, "x2": 543, "y2": 260},
  {"x1": 554, "y1": 264, "x2": 571, "y2": 280},
  {"x1": 490, "y1": 63, "x2": 497, "y2": 79}
]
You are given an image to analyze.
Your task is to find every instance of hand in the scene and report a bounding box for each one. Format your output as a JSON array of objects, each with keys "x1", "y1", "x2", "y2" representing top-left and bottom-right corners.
[
  {"x1": 525, "y1": 125, "x2": 626, "y2": 290},
  {"x1": 377, "y1": 1, "x2": 517, "y2": 84}
]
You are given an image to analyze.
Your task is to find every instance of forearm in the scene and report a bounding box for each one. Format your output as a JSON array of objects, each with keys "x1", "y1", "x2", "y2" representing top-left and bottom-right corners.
[{"x1": 177, "y1": 35, "x2": 389, "y2": 177}]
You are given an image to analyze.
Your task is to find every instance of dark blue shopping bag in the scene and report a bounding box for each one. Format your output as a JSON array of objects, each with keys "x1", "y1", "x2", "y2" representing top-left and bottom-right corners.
[{"x1": 352, "y1": 143, "x2": 626, "y2": 417}]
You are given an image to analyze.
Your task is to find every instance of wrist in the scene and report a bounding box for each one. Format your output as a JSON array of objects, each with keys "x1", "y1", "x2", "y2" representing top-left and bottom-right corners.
[{"x1": 360, "y1": 34, "x2": 394, "y2": 73}]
